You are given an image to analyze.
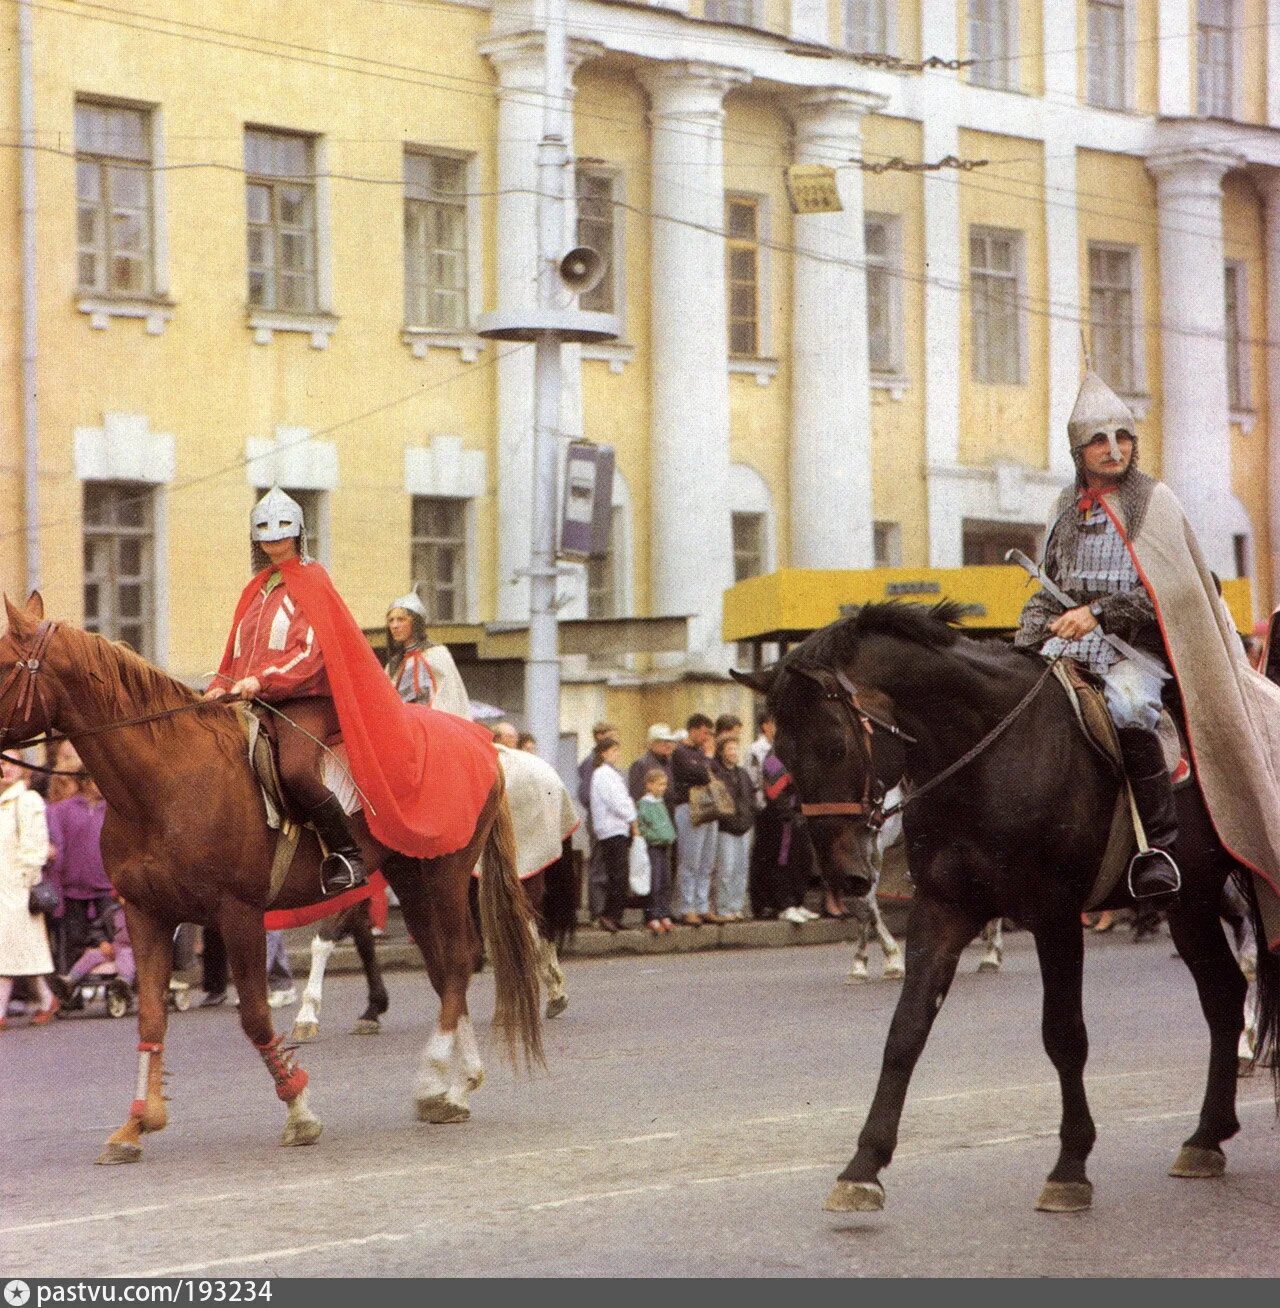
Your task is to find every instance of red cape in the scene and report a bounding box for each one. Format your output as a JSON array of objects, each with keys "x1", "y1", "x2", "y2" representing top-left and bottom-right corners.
[{"x1": 220, "y1": 559, "x2": 498, "y2": 859}]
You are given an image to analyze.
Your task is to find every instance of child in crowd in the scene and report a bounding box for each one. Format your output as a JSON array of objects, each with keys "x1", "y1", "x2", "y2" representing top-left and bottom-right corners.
[
  {"x1": 55, "y1": 899, "x2": 135, "y2": 1007},
  {"x1": 636, "y1": 767, "x2": 677, "y2": 935}
]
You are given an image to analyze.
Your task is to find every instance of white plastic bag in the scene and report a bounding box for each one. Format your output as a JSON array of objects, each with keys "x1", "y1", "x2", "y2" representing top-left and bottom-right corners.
[{"x1": 628, "y1": 837, "x2": 651, "y2": 896}]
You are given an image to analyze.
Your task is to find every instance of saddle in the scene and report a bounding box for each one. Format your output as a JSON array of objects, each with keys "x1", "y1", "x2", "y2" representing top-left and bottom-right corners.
[{"x1": 1052, "y1": 661, "x2": 1191, "y2": 910}]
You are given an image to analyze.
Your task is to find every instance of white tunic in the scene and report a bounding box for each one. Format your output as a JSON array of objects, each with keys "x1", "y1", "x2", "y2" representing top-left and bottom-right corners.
[{"x1": 0, "y1": 781, "x2": 54, "y2": 977}]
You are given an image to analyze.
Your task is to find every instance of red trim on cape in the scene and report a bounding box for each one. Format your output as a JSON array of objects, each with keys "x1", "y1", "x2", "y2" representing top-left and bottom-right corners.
[
  {"x1": 1098, "y1": 497, "x2": 1280, "y2": 914},
  {"x1": 263, "y1": 871, "x2": 386, "y2": 932}
]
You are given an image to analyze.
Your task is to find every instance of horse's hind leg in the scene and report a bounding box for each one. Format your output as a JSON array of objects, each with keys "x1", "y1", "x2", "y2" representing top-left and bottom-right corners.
[
  {"x1": 1167, "y1": 893, "x2": 1246, "y2": 1177},
  {"x1": 868, "y1": 890, "x2": 904, "y2": 979},
  {"x1": 351, "y1": 906, "x2": 389, "y2": 1034},
  {"x1": 977, "y1": 918, "x2": 1003, "y2": 973},
  {"x1": 537, "y1": 929, "x2": 568, "y2": 1018},
  {"x1": 290, "y1": 933, "x2": 336, "y2": 1042},
  {"x1": 98, "y1": 905, "x2": 173, "y2": 1165},
  {"x1": 1032, "y1": 912, "x2": 1096, "y2": 1212},
  {"x1": 220, "y1": 898, "x2": 321, "y2": 1148},
  {"x1": 829, "y1": 892, "x2": 985, "y2": 1212},
  {"x1": 845, "y1": 896, "x2": 872, "y2": 983}
]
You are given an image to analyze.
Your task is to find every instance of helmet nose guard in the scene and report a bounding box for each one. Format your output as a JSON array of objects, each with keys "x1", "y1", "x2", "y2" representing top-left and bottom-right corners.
[{"x1": 251, "y1": 485, "x2": 305, "y2": 543}]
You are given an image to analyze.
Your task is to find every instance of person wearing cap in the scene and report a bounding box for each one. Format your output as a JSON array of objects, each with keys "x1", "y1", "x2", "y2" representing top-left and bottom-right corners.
[
  {"x1": 384, "y1": 589, "x2": 470, "y2": 717},
  {"x1": 627, "y1": 723, "x2": 678, "y2": 804},
  {"x1": 207, "y1": 487, "x2": 498, "y2": 896}
]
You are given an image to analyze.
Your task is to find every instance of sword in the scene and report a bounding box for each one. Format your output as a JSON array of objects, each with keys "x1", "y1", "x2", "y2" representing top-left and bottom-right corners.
[{"x1": 1004, "y1": 548, "x2": 1170, "y2": 682}]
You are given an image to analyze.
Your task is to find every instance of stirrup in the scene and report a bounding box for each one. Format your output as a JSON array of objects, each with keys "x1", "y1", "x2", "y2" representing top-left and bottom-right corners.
[
  {"x1": 320, "y1": 851, "x2": 366, "y2": 896},
  {"x1": 1126, "y1": 847, "x2": 1181, "y2": 900}
]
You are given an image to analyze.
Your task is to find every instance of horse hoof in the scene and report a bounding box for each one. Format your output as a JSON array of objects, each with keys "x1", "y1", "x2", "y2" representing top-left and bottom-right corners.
[
  {"x1": 352, "y1": 1018, "x2": 381, "y2": 1035},
  {"x1": 290, "y1": 1021, "x2": 319, "y2": 1043},
  {"x1": 96, "y1": 1141, "x2": 142, "y2": 1166},
  {"x1": 1169, "y1": 1146, "x2": 1225, "y2": 1178},
  {"x1": 416, "y1": 1094, "x2": 470, "y2": 1124},
  {"x1": 977, "y1": 958, "x2": 1002, "y2": 974},
  {"x1": 824, "y1": 1180, "x2": 884, "y2": 1212},
  {"x1": 1035, "y1": 1180, "x2": 1092, "y2": 1212},
  {"x1": 546, "y1": 995, "x2": 569, "y2": 1019},
  {"x1": 281, "y1": 1119, "x2": 323, "y2": 1148},
  {"x1": 464, "y1": 1067, "x2": 485, "y2": 1093},
  {"x1": 1237, "y1": 1056, "x2": 1256, "y2": 1078},
  {"x1": 882, "y1": 959, "x2": 905, "y2": 981},
  {"x1": 845, "y1": 964, "x2": 869, "y2": 985}
]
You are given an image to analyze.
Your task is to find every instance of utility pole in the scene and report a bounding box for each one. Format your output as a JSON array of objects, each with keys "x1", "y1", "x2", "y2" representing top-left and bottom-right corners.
[{"x1": 478, "y1": 0, "x2": 618, "y2": 769}]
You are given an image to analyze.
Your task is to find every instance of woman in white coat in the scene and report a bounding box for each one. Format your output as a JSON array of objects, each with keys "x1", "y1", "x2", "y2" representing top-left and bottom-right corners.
[
  {"x1": 588, "y1": 738, "x2": 637, "y2": 934},
  {"x1": 0, "y1": 755, "x2": 58, "y2": 1028}
]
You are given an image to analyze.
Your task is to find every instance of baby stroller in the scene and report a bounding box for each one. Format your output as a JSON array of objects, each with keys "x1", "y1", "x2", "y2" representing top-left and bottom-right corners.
[{"x1": 55, "y1": 913, "x2": 192, "y2": 1018}]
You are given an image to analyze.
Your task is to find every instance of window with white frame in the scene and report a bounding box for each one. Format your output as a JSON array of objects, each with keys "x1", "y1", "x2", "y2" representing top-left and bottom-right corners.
[
  {"x1": 1086, "y1": 0, "x2": 1127, "y2": 110},
  {"x1": 962, "y1": 519, "x2": 1042, "y2": 567},
  {"x1": 704, "y1": 0, "x2": 756, "y2": 24},
  {"x1": 1088, "y1": 244, "x2": 1139, "y2": 396},
  {"x1": 250, "y1": 487, "x2": 323, "y2": 573},
  {"x1": 411, "y1": 497, "x2": 467, "y2": 623},
  {"x1": 731, "y1": 512, "x2": 767, "y2": 583},
  {"x1": 726, "y1": 196, "x2": 762, "y2": 358},
  {"x1": 844, "y1": 0, "x2": 890, "y2": 54},
  {"x1": 575, "y1": 167, "x2": 619, "y2": 315},
  {"x1": 1225, "y1": 261, "x2": 1250, "y2": 411},
  {"x1": 404, "y1": 151, "x2": 469, "y2": 331},
  {"x1": 969, "y1": 226, "x2": 1024, "y2": 385},
  {"x1": 83, "y1": 482, "x2": 155, "y2": 658},
  {"x1": 245, "y1": 128, "x2": 317, "y2": 314},
  {"x1": 76, "y1": 101, "x2": 154, "y2": 297},
  {"x1": 873, "y1": 521, "x2": 902, "y2": 568},
  {"x1": 586, "y1": 507, "x2": 624, "y2": 620},
  {"x1": 864, "y1": 214, "x2": 903, "y2": 376},
  {"x1": 967, "y1": 0, "x2": 1016, "y2": 91},
  {"x1": 1197, "y1": 0, "x2": 1234, "y2": 118}
]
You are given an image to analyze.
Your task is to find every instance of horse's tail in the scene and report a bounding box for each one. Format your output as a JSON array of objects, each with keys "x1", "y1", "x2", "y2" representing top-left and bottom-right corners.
[
  {"x1": 1240, "y1": 870, "x2": 1280, "y2": 1107},
  {"x1": 479, "y1": 789, "x2": 545, "y2": 1070},
  {"x1": 541, "y1": 838, "x2": 579, "y2": 951}
]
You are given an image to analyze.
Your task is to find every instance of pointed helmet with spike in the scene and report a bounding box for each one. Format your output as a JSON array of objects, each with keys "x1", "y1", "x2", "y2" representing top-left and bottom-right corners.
[
  {"x1": 387, "y1": 586, "x2": 428, "y2": 622},
  {"x1": 251, "y1": 485, "x2": 304, "y2": 543},
  {"x1": 1067, "y1": 371, "x2": 1136, "y2": 462}
]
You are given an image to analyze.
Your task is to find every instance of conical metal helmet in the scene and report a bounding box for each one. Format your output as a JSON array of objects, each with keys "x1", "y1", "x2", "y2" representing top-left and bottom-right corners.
[
  {"x1": 251, "y1": 485, "x2": 304, "y2": 543},
  {"x1": 387, "y1": 587, "x2": 428, "y2": 622},
  {"x1": 1067, "y1": 371, "x2": 1136, "y2": 461}
]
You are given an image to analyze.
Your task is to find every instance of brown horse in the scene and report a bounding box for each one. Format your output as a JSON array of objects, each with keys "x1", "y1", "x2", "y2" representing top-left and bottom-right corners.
[{"x1": 0, "y1": 593, "x2": 543, "y2": 1164}]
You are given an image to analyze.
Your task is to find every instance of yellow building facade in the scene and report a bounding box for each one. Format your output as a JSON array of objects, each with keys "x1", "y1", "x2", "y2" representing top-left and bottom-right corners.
[{"x1": 3, "y1": 0, "x2": 1279, "y2": 762}]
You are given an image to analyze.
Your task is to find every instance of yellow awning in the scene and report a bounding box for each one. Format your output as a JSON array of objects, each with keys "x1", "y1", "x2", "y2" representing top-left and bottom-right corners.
[{"x1": 723, "y1": 567, "x2": 1254, "y2": 643}]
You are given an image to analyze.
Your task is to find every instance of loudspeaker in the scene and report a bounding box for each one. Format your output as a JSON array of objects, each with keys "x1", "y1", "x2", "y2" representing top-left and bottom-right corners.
[{"x1": 558, "y1": 246, "x2": 606, "y2": 296}]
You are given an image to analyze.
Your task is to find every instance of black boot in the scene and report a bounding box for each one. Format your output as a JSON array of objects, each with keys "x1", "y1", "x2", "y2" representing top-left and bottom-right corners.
[
  {"x1": 1116, "y1": 727, "x2": 1182, "y2": 900},
  {"x1": 307, "y1": 793, "x2": 368, "y2": 895}
]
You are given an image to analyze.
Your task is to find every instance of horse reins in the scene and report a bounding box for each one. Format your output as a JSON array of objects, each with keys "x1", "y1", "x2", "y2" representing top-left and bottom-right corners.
[{"x1": 799, "y1": 657, "x2": 1057, "y2": 830}]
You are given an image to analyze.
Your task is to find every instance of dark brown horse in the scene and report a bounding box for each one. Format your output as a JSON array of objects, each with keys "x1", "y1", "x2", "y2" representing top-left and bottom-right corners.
[
  {"x1": 735, "y1": 601, "x2": 1278, "y2": 1214},
  {"x1": 0, "y1": 594, "x2": 543, "y2": 1163}
]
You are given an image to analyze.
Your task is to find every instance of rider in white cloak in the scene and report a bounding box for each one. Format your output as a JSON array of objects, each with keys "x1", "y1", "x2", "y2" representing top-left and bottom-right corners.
[
  {"x1": 1015, "y1": 371, "x2": 1280, "y2": 951},
  {"x1": 384, "y1": 590, "x2": 471, "y2": 717}
]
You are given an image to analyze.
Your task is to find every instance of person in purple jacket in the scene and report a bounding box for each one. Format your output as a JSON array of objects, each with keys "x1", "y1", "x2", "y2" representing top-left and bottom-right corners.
[{"x1": 45, "y1": 748, "x2": 112, "y2": 973}]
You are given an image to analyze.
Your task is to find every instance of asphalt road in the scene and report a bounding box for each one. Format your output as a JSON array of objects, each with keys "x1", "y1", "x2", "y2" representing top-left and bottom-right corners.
[{"x1": 2, "y1": 929, "x2": 1277, "y2": 1278}]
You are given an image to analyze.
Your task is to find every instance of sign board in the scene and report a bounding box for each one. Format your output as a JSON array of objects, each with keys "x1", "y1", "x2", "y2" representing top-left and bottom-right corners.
[
  {"x1": 559, "y1": 441, "x2": 614, "y2": 559},
  {"x1": 785, "y1": 164, "x2": 843, "y2": 214}
]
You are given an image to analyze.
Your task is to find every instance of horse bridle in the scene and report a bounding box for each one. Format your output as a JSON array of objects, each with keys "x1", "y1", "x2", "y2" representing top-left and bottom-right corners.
[
  {"x1": 0, "y1": 620, "x2": 59, "y2": 760},
  {"x1": 798, "y1": 667, "x2": 915, "y2": 832}
]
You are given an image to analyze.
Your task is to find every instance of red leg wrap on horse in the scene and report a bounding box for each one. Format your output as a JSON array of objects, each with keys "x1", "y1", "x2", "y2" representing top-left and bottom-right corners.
[
  {"x1": 255, "y1": 1034, "x2": 309, "y2": 1102},
  {"x1": 137, "y1": 1041, "x2": 163, "y2": 1053},
  {"x1": 130, "y1": 1099, "x2": 147, "y2": 1118}
]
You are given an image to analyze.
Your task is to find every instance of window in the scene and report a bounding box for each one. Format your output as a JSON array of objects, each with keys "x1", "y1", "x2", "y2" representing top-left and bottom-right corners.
[
  {"x1": 575, "y1": 168, "x2": 617, "y2": 314},
  {"x1": 1197, "y1": 0, "x2": 1234, "y2": 118},
  {"x1": 873, "y1": 521, "x2": 902, "y2": 568},
  {"x1": 1086, "y1": 0, "x2": 1127, "y2": 109},
  {"x1": 726, "y1": 196, "x2": 761, "y2": 358},
  {"x1": 1088, "y1": 244, "x2": 1139, "y2": 396},
  {"x1": 83, "y1": 482, "x2": 154, "y2": 657},
  {"x1": 961, "y1": 519, "x2": 1041, "y2": 567},
  {"x1": 411, "y1": 497, "x2": 467, "y2": 623},
  {"x1": 967, "y1": 0, "x2": 1016, "y2": 91},
  {"x1": 1225, "y1": 261, "x2": 1250, "y2": 411},
  {"x1": 864, "y1": 214, "x2": 902, "y2": 375},
  {"x1": 845, "y1": 0, "x2": 890, "y2": 54},
  {"x1": 704, "y1": 0, "x2": 755, "y2": 23},
  {"x1": 76, "y1": 101, "x2": 154, "y2": 297},
  {"x1": 969, "y1": 227, "x2": 1024, "y2": 385},
  {"x1": 245, "y1": 128, "x2": 317, "y2": 314},
  {"x1": 404, "y1": 152, "x2": 469, "y2": 330},
  {"x1": 731, "y1": 512, "x2": 767, "y2": 583},
  {"x1": 586, "y1": 507, "x2": 623, "y2": 621},
  {"x1": 250, "y1": 488, "x2": 323, "y2": 573}
]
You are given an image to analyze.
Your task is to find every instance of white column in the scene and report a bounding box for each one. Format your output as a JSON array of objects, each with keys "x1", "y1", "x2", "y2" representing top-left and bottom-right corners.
[
  {"x1": 789, "y1": 0, "x2": 829, "y2": 45},
  {"x1": 788, "y1": 89, "x2": 884, "y2": 569},
  {"x1": 1258, "y1": 170, "x2": 1280, "y2": 593},
  {"x1": 641, "y1": 60, "x2": 749, "y2": 661},
  {"x1": 1040, "y1": 0, "x2": 1079, "y2": 104},
  {"x1": 1147, "y1": 148, "x2": 1243, "y2": 576},
  {"x1": 1045, "y1": 144, "x2": 1082, "y2": 484},
  {"x1": 1269, "y1": 11, "x2": 1280, "y2": 125},
  {"x1": 480, "y1": 34, "x2": 597, "y2": 623},
  {"x1": 1156, "y1": 0, "x2": 1194, "y2": 118}
]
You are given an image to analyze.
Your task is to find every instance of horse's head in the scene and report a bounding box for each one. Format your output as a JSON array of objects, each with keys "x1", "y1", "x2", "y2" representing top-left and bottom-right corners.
[
  {"x1": 0, "y1": 591, "x2": 57, "y2": 749},
  {"x1": 732, "y1": 654, "x2": 908, "y2": 898}
]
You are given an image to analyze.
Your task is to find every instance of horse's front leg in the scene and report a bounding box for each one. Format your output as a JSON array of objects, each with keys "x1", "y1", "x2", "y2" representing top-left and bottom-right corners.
[
  {"x1": 828, "y1": 892, "x2": 985, "y2": 1212},
  {"x1": 867, "y1": 889, "x2": 904, "y2": 979},
  {"x1": 220, "y1": 897, "x2": 321, "y2": 1148},
  {"x1": 290, "y1": 933, "x2": 336, "y2": 1042},
  {"x1": 977, "y1": 917, "x2": 1004, "y2": 973},
  {"x1": 1031, "y1": 911, "x2": 1096, "y2": 1211},
  {"x1": 98, "y1": 903, "x2": 173, "y2": 1165},
  {"x1": 1166, "y1": 891, "x2": 1246, "y2": 1177}
]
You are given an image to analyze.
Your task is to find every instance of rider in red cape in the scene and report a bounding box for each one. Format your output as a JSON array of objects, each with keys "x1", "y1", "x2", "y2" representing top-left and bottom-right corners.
[{"x1": 213, "y1": 488, "x2": 497, "y2": 891}]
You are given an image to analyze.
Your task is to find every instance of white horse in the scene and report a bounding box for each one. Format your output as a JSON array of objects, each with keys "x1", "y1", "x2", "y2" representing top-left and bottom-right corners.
[{"x1": 291, "y1": 744, "x2": 579, "y2": 1041}]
